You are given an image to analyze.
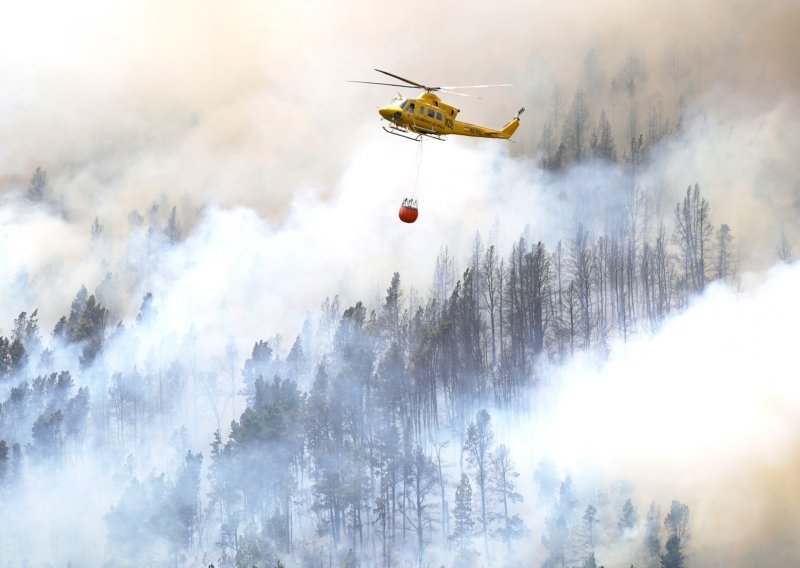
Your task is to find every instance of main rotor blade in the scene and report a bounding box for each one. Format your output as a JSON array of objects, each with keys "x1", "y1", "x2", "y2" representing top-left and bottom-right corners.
[
  {"x1": 374, "y1": 69, "x2": 428, "y2": 89},
  {"x1": 348, "y1": 80, "x2": 419, "y2": 88},
  {"x1": 441, "y1": 91, "x2": 480, "y2": 98},
  {"x1": 440, "y1": 84, "x2": 513, "y2": 89}
]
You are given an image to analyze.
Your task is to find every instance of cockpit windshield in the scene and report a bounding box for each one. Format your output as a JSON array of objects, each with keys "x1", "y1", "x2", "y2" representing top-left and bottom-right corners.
[{"x1": 396, "y1": 99, "x2": 407, "y2": 109}]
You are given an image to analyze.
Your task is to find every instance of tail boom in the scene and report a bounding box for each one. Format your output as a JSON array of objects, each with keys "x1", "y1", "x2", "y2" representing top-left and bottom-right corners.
[{"x1": 452, "y1": 107, "x2": 525, "y2": 139}]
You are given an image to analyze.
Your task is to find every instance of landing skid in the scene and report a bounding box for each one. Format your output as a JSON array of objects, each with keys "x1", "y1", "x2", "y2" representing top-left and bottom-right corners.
[{"x1": 382, "y1": 125, "x2": 445, "y2": 142}]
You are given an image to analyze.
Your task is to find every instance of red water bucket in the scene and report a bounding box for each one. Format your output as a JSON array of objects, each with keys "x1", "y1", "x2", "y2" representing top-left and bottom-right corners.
[{"x1": 398, "y1": 198, "x2": 418, "y2": 223}]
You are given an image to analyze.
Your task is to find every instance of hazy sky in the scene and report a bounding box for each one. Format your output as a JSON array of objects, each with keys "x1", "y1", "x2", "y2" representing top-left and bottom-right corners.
[{"x1": 1, "y1": 0, "x2": 797, "y2": 212}]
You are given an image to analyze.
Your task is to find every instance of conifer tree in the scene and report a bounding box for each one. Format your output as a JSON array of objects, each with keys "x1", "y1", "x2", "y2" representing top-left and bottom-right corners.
[
  {"x1": 464, "y1": 409, "x2": 494, "y2": 559},
  {"x1": 619, "y1": 498, "x2": 637, "y2": 534},
  {"x1": 490, "y1": 444, "x2": 527, "y2": 548},
  {"x1": 452, "y1": 473, "x2": 475, "y2": 559}
]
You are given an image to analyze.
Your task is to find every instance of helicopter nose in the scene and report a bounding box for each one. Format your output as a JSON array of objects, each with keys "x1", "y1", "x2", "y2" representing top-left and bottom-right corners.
[{"x1": 379, "y1": 106, "x2": 402, "y2": 121}]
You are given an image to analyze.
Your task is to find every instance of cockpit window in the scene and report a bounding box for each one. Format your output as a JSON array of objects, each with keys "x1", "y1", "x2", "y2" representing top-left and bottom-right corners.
[{"x1": 396, "y1": 99, "x2": 407, "y2": 109}]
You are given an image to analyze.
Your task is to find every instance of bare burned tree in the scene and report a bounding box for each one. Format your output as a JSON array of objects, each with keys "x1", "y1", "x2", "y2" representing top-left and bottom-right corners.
[
  {"x1": 481, "y1": 244, "x2": 501, "y2": 369},
  {"x1": 563, "y1": 88, "x2": 591, "y2": 163},
  {"x1": 26, "y1": 167, "x2": 49, "y2": 203},
  {"x1": 715, "y1": 224, "x2": 734, "y2": 282},
  {"x1": 569, "y1": 224, "x2": 594, "y2": 349},
  {"x1": 673, "y1": 184, "x2": 713, "y2": 295}
]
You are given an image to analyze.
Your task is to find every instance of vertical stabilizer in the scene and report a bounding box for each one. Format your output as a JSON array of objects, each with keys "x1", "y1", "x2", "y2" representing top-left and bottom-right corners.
[{"x1": 499, "y1": 107, "x2": 525, "y2": 139}]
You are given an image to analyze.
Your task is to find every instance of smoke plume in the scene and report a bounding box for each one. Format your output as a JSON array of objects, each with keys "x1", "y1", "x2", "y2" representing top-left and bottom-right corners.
[{"x1": 504, "y1": 260, "x2": 800, "y2": 566}]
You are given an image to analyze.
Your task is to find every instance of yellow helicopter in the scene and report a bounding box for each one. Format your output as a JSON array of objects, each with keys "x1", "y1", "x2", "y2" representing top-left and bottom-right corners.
[{"x1": 350, "y1": 69, "x2": 524, "y2": 142}]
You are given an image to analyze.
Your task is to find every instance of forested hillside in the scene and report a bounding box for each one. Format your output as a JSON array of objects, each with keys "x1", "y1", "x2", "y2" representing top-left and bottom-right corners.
[{"x1": 3, "y1": 145, "x2": 783, "y2": 567}]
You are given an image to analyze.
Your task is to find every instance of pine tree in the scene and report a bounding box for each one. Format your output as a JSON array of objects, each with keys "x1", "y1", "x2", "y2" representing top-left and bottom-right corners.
[
  {"x1": 77, "y1": 295, "x2": 108, "y2": 366},
  {"x1": 26, "y1": 166, "x2": 48, "y2": 202},
  {"x1": 563, "y1": 88, "x2": 590, "y2": 163},
  {"x1": 406, "y1": 446, "x2": 438, "y2": 565},
  {"x1": 136, "y1": 292, "x2": 155, "y2": 325},
  {"x1": 452, "y1": 473, "x2": 475, "y2": 557},
  {"x1": 644, "y1": 502, "x2": 661, "y2": 564},
  {"x1": 464, "y1": 409, "x2": 494, "y2": 560},
  {"x1": 380, "y1": 272, "x2": 402, "y2": 341},
  {"x1": 172, "y1": 451, "x2": 203, "y2": 552},
  {"x1": 583, "y1": 504, "x2": 598, "y2": 552},
  {"x1": 664, "y1": 500, "x2": 690, "y2": 542},
  {"x1": 12, "y1": 310, "x2": 41, "y2": 354},
  {"x1": 0, "y1": 440, "x2": 9, "y2": 481},
  {"x1": 619, "y1": 498, "x2": 637, "y2": 534},
  {"x1": 165, "y1": 206, "x2": 181, "y2": 244},
  {"x1": 91, "y1": 216, "x2": 103, "y2": 240},
  {"x1": 715, "y1": 224, "x2": 733, "y2": 281},
  {"x1": 490, "y1": 444, "x2": 527, "y2": 549},
  {"x1": 660, "y1": 534, "x2": 686, "y2": 568},
  {"x1": 673, "y1": 184, "x2": 712, "y2": 294},
  {"x1": 241, "y1": 340, "x2": 275, "y2": 403},
  {"x1": 286, "y1": 335, "x2": 305, "y2": 381},
  {"x1": 542, "y1": 476, "x2": 579, "y2": 568}
]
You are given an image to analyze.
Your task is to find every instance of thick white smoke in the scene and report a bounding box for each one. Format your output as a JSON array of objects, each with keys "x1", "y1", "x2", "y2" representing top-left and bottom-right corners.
[{"x1": 500, "y1": 260, "x2": 800, "y2": 565}]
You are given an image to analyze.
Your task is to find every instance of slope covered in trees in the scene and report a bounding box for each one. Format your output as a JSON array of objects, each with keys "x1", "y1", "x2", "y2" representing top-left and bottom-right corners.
[{"x1": 0, "y1": 163, "x2": 756, "y2": 567}]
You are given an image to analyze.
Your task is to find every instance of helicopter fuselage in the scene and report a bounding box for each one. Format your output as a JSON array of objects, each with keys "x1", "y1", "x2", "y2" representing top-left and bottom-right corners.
[{"x1": 378, "y1": 92, "x2": 521, "y2": 140}]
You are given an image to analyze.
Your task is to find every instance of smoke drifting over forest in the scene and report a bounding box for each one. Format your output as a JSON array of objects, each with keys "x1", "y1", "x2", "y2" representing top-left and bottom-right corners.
[
  {"x1": 522, "y1": 261, "x2": 800, "y2": 565},
  {"x1": 0, "y1": 0, "x2": 798, "y2": 566}
]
